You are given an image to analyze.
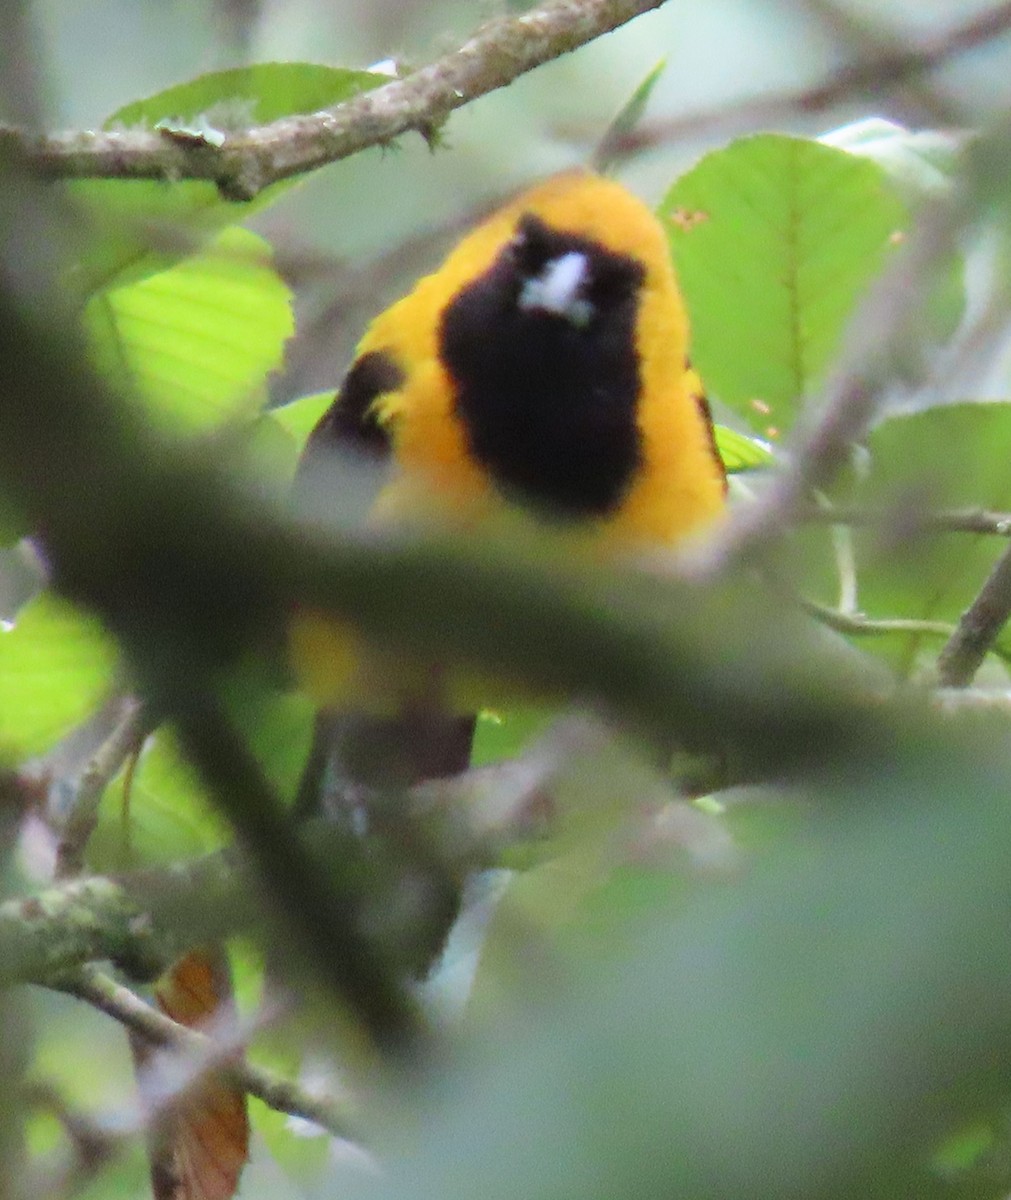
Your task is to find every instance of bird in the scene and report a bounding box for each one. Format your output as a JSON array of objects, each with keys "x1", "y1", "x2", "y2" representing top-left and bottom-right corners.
[
  {"x1": 287, "y1": 170, "x2": 729, "y2": 976},
  {"x1": 149, "y1": 169, "x2": 732, "y2": 1200},
  {"x1": 291, "y1": 168, "x2": 727, "y2": 782}
]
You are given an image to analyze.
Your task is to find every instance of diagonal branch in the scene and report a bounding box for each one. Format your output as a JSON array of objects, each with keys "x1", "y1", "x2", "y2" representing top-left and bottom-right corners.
[
  {"x1": 56, "y1": 966, "x2": 356, "y2": 1138},
  {"x1": 936, "y1": 542, "x2": 1011, "y2": 687},
  {"x1": 801, "y1": 504, "x2": 1011, "y2": 537},
  {"x1": 51, "y1": 697, "x2": 148, "y2": 880},
  {"x1": 608, "y1": 0, "x2": 1011, "y2": 160},
  {"x1": 165, "y1": 690, "x2": 423, "y2": 1053},
  {"x1": 1, "y1": 0, "x2": 669, "y2": 200}
]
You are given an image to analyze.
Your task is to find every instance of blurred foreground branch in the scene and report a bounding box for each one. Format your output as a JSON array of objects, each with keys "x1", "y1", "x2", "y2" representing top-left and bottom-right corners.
[
  {"x1": 0, "y1": 174, "x2": 895, "y2": 780},
  {"x1": 0, "y1": 734, "x2": 584, "y2": 992}
]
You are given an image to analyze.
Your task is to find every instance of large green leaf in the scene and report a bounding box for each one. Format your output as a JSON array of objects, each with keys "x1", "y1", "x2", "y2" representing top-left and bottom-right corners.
[
  {"x1": 0, "y1": 592, "x2": 117, "y2": 759},
  {"x1": 820, "y1": 120, "x2": 967, "y2": 352},
  {"x1": 663, "y1": 134, "x2": 909, "y2": 437},
  {"x1": 84, "y1": 226, "x2": 294, "y2": 433},
  {"x1": 70, "y1": 63, "x2": 390, "y2": 295}
]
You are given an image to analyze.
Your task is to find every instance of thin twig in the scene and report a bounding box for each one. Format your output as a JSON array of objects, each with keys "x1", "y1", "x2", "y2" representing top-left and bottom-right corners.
[
  {"x1": 801, "y1": 598, "x2": 957, "y2": 641},
  {"x1": 1, "y1": 0, "x2": 669, "y2": 199},
  {"x1": 801, "y1": 504, "x2": 1011, "y2": 536},
  {"x1": 275, "y1": 189, "x2": 514, "y2": 401},
  {"x1": 797, "y1": 0, "x2": 963, "y2": 126},
  {"x1": 936, "y1": 542, "x2": 1011, "y2": 686},
  {"x1": 607, "y1": 0, "x2": 1011, "y2": 160},
  {"x1": 830, "y1": 522, "x2": 859, "y2": 616},
  {"x1": 54, "y1": 698, "x2": 146, "y2": 880},
  {"x1": 55, "y1": 966, "x2": 356, "y2": 1138}
]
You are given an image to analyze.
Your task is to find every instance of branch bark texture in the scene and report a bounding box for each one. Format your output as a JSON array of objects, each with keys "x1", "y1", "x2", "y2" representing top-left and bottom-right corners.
[
  {"x1": 60, "y1": 968, "x2": 356, "y2": 1138},
  {"x1": 936, "y1": 542, "x2": 1011, "y2": 687},
  {"x1": 0, "y1": 854, "x2": 243, "y2": 990},
  {"x1": 4, "y1": 0, "x2": 668, "y2": 199}
]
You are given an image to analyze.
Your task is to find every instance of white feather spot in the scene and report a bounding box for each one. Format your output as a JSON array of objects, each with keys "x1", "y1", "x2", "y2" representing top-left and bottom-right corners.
[{"x1": 518, "y1": 251, "x2": 594, "y2": 328}]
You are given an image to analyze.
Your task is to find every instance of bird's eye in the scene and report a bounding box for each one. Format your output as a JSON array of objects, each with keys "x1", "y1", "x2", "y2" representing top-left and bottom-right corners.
[{"x1": 511, "y1": 213, "x2": 555, "y2": 277}]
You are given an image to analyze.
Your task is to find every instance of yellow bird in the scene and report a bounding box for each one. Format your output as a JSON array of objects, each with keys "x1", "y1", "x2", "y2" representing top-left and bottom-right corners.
[{"x1": 292, "y1": 170, "x2": 727, "y2": 797}]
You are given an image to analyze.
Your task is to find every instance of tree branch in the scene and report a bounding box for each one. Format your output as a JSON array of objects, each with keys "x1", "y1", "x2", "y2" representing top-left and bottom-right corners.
[
  {"x1": 801, "y1": 598, "x2": 958, "y2": 643},
  {"x1": 0, "y1": 740, "x2": 580, "y2": 992},
  {"x1": 56, "y1": 966, "x2": 356, "y2": 1139},
  {"x1": 801, "y1": 504, "x2": 1011, "y2": 537},
  {"x1": 0, "y1": 852, "x2": 245, "y2": 989},
  {"x1": 166, "y1": 690, "x2": 423, "y2": 1054},
  {"x1": 51, "y1": 697, "x2": 147, "y2": 880},
  {"x1": 607, "y1": 0, "x2": 1011, "y2": 160},
  {"x1": 2, "y1": 0, "x2": 669, "y2": 199},
  {"x1": 936, "y1": 542, "x2": 1011, "y2": 687}
]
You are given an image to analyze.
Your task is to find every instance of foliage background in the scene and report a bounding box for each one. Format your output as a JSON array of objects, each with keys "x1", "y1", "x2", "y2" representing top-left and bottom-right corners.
[{"x1": 6, "y1": 2, "x2": 1011, "y2": 1199}]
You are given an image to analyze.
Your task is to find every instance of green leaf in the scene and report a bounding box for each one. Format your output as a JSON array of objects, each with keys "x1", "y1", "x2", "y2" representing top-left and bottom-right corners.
[
  {"x1": 89, "y1": 727, "x2": 230, "y2": 870},
  {"x1": 0, "y1": 592, "x2": 117, "y2": 759},
  {"x1": 713, "y1": 425, "x2": 774, "y2": 473},
  {"x1": 820, "y1": 120, "x2": 967, "y2": 348},
  {"x1": 109, "y1": 62, "x2": 387, "y2": 131},
  {"x1": 83, "y1": 226, "x2": 294, "y2": 434},
  {"x1": 663, "y1": 134, "x2": 909, "y2": 437},
  {"x1": 70, "y1": 63, "x2": 389, "y2": 295},
  {"x1": 252, "y1": 392, "x2": 335, "y2": 486},
  {"x1": 593, "y1": 59, "x2": 665, "y2": 175}
]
